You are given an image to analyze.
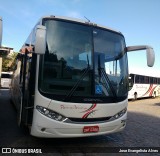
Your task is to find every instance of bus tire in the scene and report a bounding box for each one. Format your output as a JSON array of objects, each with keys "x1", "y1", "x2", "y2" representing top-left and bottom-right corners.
[
  {"x1": 153, "y1": 92, "x2": 156, "y2": 98},
  {"x1": 134, "y1": 93, "x2": 137, "y2": 100}
]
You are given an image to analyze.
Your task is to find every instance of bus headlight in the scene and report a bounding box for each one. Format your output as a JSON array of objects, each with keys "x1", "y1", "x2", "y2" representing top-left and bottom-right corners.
[
  {"x1": 113, "y1": 107, "x2": 127, "y2": 119},
  {"x1": 36, "y1": 105, "x2": 68, "y2": 122}
]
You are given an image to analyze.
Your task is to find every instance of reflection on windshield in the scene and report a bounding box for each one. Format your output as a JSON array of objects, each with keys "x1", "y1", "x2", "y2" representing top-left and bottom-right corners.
[
  {"x1": 94, "y1": 52, "x2": 128, "y2": 97},
  {"x1": 38, "y1": 19, "x2": 128, "y2": 102},
  {"x1": 93, "y1": 28, "x2": 128, "y2": 97},
  {"x1": 39, "y1": 20, "x2": 92, "y2": 97}
]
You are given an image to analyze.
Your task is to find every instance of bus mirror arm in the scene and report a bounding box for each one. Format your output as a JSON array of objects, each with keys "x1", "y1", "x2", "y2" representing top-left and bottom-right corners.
[
  {"x1": 126, "y1": 45, "x2": 155, "y2": 67},
  {"x1": 34, "y1": 25, "x2": 46, "y2": 54}
]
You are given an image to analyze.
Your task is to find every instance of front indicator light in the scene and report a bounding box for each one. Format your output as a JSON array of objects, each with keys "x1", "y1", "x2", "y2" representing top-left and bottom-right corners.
[{"x1": 36, "y1": 105, "x2": 68, "y2": 122}]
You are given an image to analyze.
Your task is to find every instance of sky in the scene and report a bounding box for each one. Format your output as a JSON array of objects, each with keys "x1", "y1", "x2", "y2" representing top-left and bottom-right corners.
[{"x1": 0, "y1": 0, "x2": 160, "y2": 76}]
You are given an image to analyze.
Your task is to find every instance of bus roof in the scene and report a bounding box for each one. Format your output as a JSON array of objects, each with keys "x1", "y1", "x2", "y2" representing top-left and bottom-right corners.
[
  {"x1": 38, "y1": 15, "x2": 123, "y2": 35},
  {"x1": 129, "y1": 67, "x2": 160, "y2": 78}
]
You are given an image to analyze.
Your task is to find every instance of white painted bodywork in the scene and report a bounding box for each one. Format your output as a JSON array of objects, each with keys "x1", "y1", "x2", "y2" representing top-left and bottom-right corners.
[
  {"x1": 31, "y1": 89, "x2": 127, "y2": 137},
  {"x1": 128, "y1": 83, "x2": 160, "y2": 99}
]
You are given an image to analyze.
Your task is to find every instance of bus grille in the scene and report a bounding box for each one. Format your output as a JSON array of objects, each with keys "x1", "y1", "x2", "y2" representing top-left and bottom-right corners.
[{"x1": 67, "y1": 117, "x2": 112, "y2": 124}]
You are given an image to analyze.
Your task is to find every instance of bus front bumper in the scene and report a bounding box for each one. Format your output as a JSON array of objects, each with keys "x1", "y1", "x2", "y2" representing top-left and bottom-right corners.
[{"x1": 31, "y1": 109, "x2": 127, "y2": 138}]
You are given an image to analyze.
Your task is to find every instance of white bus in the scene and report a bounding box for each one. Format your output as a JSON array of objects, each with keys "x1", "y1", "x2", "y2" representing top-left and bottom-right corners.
[
  {"x1": 1, "y1": 71, "x2": 13, "y2": 88},
  {"x1": 128, "y1": 73, "x2": 160, "y2": 100},
  {"x1": 10, "y1": 15, "x2": 155, "y2": 138}
]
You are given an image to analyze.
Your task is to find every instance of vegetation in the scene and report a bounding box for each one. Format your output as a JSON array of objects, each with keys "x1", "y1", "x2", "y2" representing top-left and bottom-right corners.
[{"x1": 2, "y1": 52, "x2": 18, "y2": 72}]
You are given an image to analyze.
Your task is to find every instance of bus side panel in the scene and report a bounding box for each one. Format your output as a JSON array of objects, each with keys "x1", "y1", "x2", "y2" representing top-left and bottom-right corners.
[
  {"x1": 10, "y1": 60, "x2": 22, "y2": 111},
  {"x1": 128, "y1": 83, "x2": 160, "y2": 99}
]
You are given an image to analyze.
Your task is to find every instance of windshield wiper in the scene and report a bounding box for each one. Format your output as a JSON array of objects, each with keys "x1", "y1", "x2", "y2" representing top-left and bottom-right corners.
[
  {"x1": 64, "y1": 55, "x2": 90, "y2": 102},
  {"x1": 98, "y1": 55, "x2": 117, "y2": 97}
]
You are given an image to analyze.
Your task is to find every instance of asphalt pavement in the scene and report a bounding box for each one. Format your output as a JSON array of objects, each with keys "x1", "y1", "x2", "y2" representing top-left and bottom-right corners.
[{"x1": 0, "y1": 89, "x2": 160, "y2": 156}]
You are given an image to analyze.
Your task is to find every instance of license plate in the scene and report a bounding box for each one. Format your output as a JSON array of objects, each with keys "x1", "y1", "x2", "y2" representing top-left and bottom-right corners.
[{"x1": 83, "y1": 126, "x2": 99, "y2": 133}]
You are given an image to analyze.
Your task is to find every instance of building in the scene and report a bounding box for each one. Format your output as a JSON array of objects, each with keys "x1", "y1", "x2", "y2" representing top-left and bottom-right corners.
[
  {"x1": 0, "y1": 46, "x2": 14, "y2": 57},
  {"x1": 0, "y1": 46, "x2": 14, "y2": 87}
]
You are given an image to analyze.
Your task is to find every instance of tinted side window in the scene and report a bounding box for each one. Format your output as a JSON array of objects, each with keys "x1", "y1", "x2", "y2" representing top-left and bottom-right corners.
[{"x1": 1, "y1": 74, "x2": 12, "y2": 78}]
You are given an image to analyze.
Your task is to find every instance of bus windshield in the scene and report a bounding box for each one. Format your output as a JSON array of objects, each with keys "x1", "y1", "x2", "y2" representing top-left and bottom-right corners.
[{"x1": 38, "y1": 19, "x2": 128, "y2": 103}]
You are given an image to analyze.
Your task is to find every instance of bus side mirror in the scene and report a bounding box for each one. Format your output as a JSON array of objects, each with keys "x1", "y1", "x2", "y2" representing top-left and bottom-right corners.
[
  {"x1": 126, "y1": 45, "x2": 155, "y2": 67},
  {"x1": 0, "y1": 17, "x2": 2, "y2": 46},
  {"x1": 146, "y1": 47, "x2": 155, "y2": 67},
  {"x1": 35, "y1": 25, "x2": 46, "y2": 54}
]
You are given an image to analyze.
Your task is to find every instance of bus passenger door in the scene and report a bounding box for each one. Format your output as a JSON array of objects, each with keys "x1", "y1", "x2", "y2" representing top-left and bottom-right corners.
[
  {"x1": 16, "y1": 53, "x2": 26, "y2": 126},
  {"x1": 10, "y1": 54, "x2": 24, "y2": 124},
  {"x1": 23, "y1": 53, "x2": 37, "y2": 126},
  {"x1": 11, "y1": 51, "x2": 29, "y2": 126},
  {"x1": 18, "y1": 51, "x2": 36, "y2": 127}
]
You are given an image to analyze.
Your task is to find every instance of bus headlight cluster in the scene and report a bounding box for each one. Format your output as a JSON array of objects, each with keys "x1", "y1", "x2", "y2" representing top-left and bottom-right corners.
[
  {"x1": 113, "y1": 107, "x2": 127, "y2": 119},
  {"x1": 36, "y1": 105, "x2": 67, "y2": 122}
]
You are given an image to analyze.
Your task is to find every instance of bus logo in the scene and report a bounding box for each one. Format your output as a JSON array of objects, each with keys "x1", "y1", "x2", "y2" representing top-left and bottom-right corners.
[{"x1": 82, "y1": 103, "x2": 97, "y2": 118}]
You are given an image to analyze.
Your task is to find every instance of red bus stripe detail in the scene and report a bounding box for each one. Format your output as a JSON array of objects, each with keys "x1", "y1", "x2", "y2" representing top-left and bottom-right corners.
[
  {"x1": 149, "y1": 85, "x2": 157, "y2": 96},
  {"x1": 81, "y1": 103, "x2": 97, "y2": 113},
  {"x1": 82, "y1": 104, "x2": 97, "y2": 118},
  {"x1": 142, "y1": 84, "x2": 153, "y2": 96},
  {"x1": 82, "y1": 110, "x2": 97, "y2": 119},
  {"x1": 82, "y1": 112, "x2": 91, "y2": 118}
]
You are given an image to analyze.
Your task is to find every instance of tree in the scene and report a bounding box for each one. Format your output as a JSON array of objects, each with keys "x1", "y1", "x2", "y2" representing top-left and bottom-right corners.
[{"x1": 2, "y1": 52, "x2": 18, "y2": 71}]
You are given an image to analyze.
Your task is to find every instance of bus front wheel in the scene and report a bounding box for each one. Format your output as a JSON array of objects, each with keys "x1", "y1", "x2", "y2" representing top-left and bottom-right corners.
[
  {"x1": 153, "y1": 92, "x2": 156, "y2": 98},
  {"x1": 134, "y1": 93, "x2": 137, "y2": 100}
]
